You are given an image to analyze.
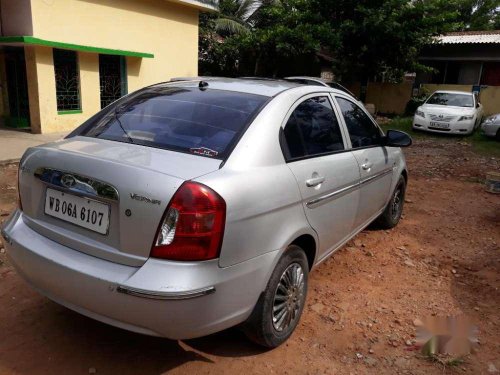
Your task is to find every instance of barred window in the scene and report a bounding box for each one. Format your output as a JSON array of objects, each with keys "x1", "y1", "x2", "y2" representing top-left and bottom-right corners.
[
  {"x1": 99, "y1": 54, "x2": 127, "y2": 109},
  {"x1": 53, "y1": 49, "x2": 81, "y2": 111}
]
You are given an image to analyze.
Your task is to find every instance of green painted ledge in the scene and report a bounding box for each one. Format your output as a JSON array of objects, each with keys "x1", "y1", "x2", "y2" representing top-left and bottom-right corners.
[
  {"x1": 58, "y1": 110, "x2": 83, "y2": 115},
  {"x1": 0, "y1": 36, "x2": 154, "y2": 58}
]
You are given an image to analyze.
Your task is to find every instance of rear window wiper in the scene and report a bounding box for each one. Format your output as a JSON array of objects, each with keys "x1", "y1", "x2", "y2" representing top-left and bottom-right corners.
[{"x1": 114, "y1": 105, "x2": 135, "y2": 144}]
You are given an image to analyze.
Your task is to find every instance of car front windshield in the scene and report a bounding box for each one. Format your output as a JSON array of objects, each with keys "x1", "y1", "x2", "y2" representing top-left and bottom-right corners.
[
  {"x1": 81, "y1": 87, "x2": 268, "y2": 159},
  {"x1": 426, "y1": 93, "x2": 474, "y2": 108}
]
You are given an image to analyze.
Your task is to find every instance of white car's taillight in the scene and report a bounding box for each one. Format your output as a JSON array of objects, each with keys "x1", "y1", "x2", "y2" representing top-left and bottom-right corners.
[{"x1": 151, "y1": 182, "x2": 226, "y2": 261}]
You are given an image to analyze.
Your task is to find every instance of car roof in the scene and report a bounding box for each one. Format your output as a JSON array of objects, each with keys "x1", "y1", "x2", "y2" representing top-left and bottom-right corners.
[{"x1": 162, "y1": 77, "x2": 303, "y2": 97}]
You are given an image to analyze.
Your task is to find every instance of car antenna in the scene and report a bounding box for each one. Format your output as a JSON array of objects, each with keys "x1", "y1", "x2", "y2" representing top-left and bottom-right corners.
[{"x1": 199, "y1": 80, "x2": 209, "y2": 90}]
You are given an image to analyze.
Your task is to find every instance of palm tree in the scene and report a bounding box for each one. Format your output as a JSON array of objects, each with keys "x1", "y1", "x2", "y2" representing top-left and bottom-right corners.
[
  {"x1": 215, "y1": 0, "x2": 262, "y2": 35},
  {"x1": 205, "y1": 0, "x2": 279, "y2": 36},
  {"x1": 198, "y1": 0, "x2": 280, "y2": 75}
]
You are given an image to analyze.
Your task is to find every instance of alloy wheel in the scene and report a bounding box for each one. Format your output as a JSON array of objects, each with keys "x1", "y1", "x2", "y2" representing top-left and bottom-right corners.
[
  {"x1": 272, "y1": 263, "x2": 305, "y2": 332},
  {"x1": 391, "y1": 185, "x2": 403, "y2": 221}
]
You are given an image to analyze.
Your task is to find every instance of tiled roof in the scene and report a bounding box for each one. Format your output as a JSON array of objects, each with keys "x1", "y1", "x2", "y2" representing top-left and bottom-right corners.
[{"x1": 436, "y1": 30, "x2": 500, "y2": 44}]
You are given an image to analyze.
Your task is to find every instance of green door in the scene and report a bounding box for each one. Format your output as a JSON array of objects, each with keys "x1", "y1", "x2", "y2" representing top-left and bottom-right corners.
[{"x1": 5, "y1": 48, "x2": 30, "y2": 128}]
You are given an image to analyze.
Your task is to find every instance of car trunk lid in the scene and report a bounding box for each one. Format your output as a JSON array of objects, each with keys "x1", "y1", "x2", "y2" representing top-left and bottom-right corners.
[{"x1": 18, "y1": 136, "x2": 221, "y2": 266}]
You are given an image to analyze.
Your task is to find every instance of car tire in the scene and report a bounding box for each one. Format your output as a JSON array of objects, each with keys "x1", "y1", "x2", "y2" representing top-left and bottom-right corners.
[
  {"x1": 242, "y1": 245, "x2": 309, "y2": 348},
  {"x1": 375, "y1": 175, "x2": 406, "y2": 229},
  {"x1": 496, "y1": 129, "x2": 500, "y2": 142}
]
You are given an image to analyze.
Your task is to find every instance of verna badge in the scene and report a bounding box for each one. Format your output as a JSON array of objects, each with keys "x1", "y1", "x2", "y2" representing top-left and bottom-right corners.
[{"x1": 130, "y1": 193, "x2": 161, "y2": 205}]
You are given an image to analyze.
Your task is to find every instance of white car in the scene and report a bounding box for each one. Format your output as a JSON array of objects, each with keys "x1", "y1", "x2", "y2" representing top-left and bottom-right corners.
[
  {"x1": 481, "y1": 114, "x2": 500, "y2": 141},
  {"x1": 413, "y1": 90, "x2": 484, "y2": 135}
]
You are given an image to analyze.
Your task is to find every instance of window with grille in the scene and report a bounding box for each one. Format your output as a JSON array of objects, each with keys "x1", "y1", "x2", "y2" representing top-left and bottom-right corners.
[
  {"x1": 53, "y1": 49, "x2": 81, "y2": 111},
  {"x1": 99, "y1": 55, "x2": 127, "y2": 109}
]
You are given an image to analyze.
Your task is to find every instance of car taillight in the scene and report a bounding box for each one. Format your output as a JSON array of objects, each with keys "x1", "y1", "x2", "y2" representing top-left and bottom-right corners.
[{"x1": 151, "y1": 181, "x2": 226, "y2": 261}]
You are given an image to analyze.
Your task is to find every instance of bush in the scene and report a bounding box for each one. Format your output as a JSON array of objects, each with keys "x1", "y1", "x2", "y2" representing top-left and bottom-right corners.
[{"x1": 405, "y1": 90, "x2": 429, "y2": 116}]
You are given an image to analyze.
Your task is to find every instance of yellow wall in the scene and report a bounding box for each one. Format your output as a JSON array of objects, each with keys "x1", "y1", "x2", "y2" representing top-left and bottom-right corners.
[
  {"x1": 479, "y1": 86, "x2": 500, "y2": 116},
  {"x1": 421, "y1": 84, "x2": 473, "y2": 94},
  {"x1": 25, "y1": 0, "x2": 200, "y2": 133},
  {"x1": 365, "y1": 82, "x2": 413, "y2": 114}
]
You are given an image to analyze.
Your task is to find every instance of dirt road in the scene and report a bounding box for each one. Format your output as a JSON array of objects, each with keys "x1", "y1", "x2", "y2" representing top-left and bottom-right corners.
[{"x1": 0, "y1": 139, "x2": 499, "y2": 374}]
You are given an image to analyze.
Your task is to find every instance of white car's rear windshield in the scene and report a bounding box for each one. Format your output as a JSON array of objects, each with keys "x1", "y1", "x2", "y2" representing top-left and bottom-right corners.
[
  {"x1": 426, "y1": 93, "x2": 473, "y2": 108},
  {"x1": 81, "y1": 87, "x2": 268, "y2": 159}
]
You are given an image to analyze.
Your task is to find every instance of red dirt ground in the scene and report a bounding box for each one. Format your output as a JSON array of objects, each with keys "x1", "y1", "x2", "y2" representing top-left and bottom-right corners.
[{"x1": 0, "y1": 138, "x2": 499, "y2": 374}]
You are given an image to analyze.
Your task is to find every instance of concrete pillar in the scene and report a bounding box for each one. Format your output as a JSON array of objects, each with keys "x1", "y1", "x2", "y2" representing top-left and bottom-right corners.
[
  {"x1": 24, "y1": 46, "x2": 101, "y2": 134},
  {"x1": 24, "y1": 45, "x2": 42, "y2": 134},
  {"x1": 79, "y1": 52, "x2": 101, "y2": 117}
]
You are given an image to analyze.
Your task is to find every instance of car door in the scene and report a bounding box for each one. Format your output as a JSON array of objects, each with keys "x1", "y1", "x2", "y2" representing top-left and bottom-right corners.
[
  {"x1": 334, "y1": 96, "x2": 394, "y2": 229},
  {"x1": 281, "y1": 94, "x2": 361, "y2": 261}
]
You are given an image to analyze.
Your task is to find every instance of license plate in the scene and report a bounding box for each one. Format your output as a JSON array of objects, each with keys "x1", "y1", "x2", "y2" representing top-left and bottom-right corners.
[
  {"x1": 429, "y1": 122, "x2": 450, "y2": 129},
  {"x1": 44, "y1": 188, "x2": 110, "y2": 234}
]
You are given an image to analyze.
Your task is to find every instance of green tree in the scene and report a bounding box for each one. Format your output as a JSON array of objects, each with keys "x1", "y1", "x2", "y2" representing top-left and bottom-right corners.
[
  {"x1": 235, "y1": 0, "x2": 336, "y2": 76},
  {"x1": 452, "y1": 0, "x2": 500, "y2": 30},
  {"x1": 200, "y1": 0, "x2": 334, "y2": 76},
  {"x1": 316, "y1": 0, "x2": 462, "y2": 81},
  {"x1": 199, "y1": 0, "x2": 496, "y2": 79}
]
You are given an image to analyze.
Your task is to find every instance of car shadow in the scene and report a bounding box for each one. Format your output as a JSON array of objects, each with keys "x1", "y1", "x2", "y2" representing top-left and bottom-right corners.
[
  {"x1": 185, "y1": 329, "x2": 268, "y2": 357},
  {"x1": 0, "y1": 297, "x2": 267, "y2": 375}
]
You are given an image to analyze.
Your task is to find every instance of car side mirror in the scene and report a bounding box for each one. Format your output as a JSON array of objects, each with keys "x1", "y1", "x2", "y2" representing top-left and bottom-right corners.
[{"x1": 383, "y1": 130, "x2": 412, "y2": 148}]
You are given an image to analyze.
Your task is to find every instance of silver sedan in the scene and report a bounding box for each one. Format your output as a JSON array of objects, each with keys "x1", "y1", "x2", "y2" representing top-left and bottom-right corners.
[
  {"x1": 481, "y1": 114, "x2": 500, "y2": 141},
  {"x1": 1, "y1": 78, "x2": 411, "y2": 348}
]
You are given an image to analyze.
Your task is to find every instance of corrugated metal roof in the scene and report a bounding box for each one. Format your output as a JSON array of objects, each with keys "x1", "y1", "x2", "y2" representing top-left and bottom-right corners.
[{"x1": 437, "y1": 30, "x2": 500, "y2": 44}]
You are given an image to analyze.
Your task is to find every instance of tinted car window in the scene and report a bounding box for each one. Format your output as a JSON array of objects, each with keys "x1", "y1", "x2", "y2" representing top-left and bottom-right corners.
[
  {"x1": 284, "y1": 96, "x2": 344, "y2": 159},
  {"x1": 336, "y1": 97, "x2": 382, "y2": 149},
  {"x1": 426, "y1": 92, "x2": 473, "y2": 107},
  {"x1": 82, "y1": 87, "x2": 268, "y2": 159}
]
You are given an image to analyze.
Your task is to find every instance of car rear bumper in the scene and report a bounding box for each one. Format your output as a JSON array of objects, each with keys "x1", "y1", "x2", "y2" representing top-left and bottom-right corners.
[
  {"x1": 413, "y1": 116, "x2": 475, "y2": 135},
  {"x1": 2, "y1": 210, "x2": 278, "y2": 339}
]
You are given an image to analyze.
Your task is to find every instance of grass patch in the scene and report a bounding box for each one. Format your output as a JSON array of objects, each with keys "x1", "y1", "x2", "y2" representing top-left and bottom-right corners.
[
  {"x1": 423, "y1": 353, "x2": 466, "y2": 369},
  {"x1": 381, "y1": 117, "x2": 500, "y2": 158}
]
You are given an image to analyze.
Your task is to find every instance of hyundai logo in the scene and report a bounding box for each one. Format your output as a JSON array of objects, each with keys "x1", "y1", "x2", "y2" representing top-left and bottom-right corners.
[{"x1": 61, "y1": 174, "x2": 77, "y2": 188}]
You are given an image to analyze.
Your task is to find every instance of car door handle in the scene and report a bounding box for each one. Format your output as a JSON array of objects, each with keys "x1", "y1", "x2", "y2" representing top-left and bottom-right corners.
[
  {"x1": 361, "y1": 162, "x2": 373, "y2": 170},
  {"x1": 306, "y1": 176, "x2": 325, "y2": 187}
]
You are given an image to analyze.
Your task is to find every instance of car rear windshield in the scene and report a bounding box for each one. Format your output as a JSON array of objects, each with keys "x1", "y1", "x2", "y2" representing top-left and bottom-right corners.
[
  {"x1": 81, "y1": 87, "x2": 268, "y2": 159},
  {"x1": 426, "y1": 93, "x2": 473, "y2": 108}
]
